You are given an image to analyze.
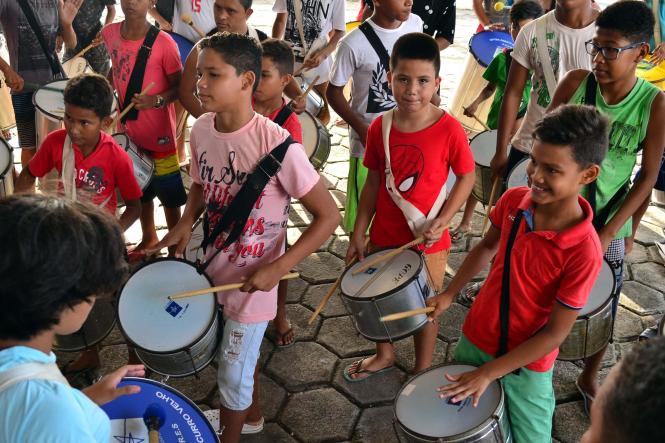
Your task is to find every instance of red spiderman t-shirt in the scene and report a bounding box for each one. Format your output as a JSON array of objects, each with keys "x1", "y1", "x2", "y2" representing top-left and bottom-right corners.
[{"x1": 363, "y1": 112, "x2": 475, "y2": 253}]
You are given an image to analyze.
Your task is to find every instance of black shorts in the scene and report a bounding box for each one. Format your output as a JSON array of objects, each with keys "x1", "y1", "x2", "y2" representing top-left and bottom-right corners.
[{"x1": 11, "y1": 92, "x2": 37, "y2": 149}]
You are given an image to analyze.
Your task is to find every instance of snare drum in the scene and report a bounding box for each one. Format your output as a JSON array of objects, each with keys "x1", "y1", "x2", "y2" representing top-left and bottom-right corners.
[
  {"x1": 295, "y1": 76, "x2": 324, "y2": 117},
  {"x1": 118, "y1": 258, "x2": 222, "y2": 377},
  {"x1": 394, "y1": 364, "x2": 511, "y2": 442},
  {"x1": 637, "y1": 55, "x2": 665, "y2": 91},
  {"x1": 506, "y1": 158, "x2": 529, "y2": 189},
  {"x1": 62, "y1": 56, "x2": 91, "y2": 78},
  {"x1": 470, "y1": 130, "x2": 500, "y2": 205},
  {"x1": 449, "y1": 31, "x2": 513, "y2": 135},
  {"x1": 102, "y1": 377, "x2": 219, "y2": 442},
  {"x1": 54, "y1": 298, "x2": 116, "y2": 352},
  {"x1": 0, "y1": 138, "x2": 13, "y2": 198},
  {"x1": 340, "y1": 248, "x2": 432, "y2": 342},
  {"x1": 112, "y1": 133, "x2": 155, "y2": 191},
  {"x1": 299, "y1": 111, "x2": 330, "y2": 170},
  {"x1": 558, "y1": 260, "x2": 615, "y2": 361},
  {"x1": 33, "y1": 79, "x2": 68, "y2": 149},
  {"x1": 185, "y1": 217, "x2": 205, "y2": 263},
  {"x1": 0, "y1": 36, "x2": 15, "y2": 131}
]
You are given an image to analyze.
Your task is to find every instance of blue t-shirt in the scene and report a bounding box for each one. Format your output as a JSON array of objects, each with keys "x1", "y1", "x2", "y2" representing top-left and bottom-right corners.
[
  {"x1": 0, "y1": 346, "x2": 110, "y2": 443},
  {"x1": 646, "y1": 0, "x2": 665, "y2": 48}
]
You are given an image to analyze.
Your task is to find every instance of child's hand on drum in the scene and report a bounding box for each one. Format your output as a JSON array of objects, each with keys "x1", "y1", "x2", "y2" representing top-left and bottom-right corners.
[
  {"x1": 82, "y1": 364, "x2": 145, "y2": 406},
  {"x1": 437, "y1": 366, "x2": 494, "y2": 408},
  {"x1": 346, "y1": 232, "x2": 368, "y2": 264},
  {"x1": 652, "y1": 43, "x2": 665, "y2": 65},
  {"x1": 149, "y1": 222, "x2": 193, "y2": 257},
  {"x1": 426, "y1": 292, "x2": 454, "y2": 321}
]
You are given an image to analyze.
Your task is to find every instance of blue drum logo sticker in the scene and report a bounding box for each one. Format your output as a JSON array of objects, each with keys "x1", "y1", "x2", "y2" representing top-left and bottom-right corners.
[{"x1": 164, "y1": 300, "x2": 189, "y2": 318}]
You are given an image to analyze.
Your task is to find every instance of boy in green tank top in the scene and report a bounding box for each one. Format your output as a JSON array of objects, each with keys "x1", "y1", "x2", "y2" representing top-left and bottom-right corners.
[{"x1": 548, "y1": 0, "x2": 665, "y2": 415}]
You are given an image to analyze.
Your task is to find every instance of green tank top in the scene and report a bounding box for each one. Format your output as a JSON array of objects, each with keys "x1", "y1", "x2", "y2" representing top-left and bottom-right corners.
[{"x1": 570, "y1": 75, "x2": 660, "y2": 238}]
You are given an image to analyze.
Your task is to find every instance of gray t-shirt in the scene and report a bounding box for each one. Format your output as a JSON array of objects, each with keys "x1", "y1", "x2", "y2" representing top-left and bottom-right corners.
[{"x1": 0, "y1": 0, "x2": 60, "y2": 88}]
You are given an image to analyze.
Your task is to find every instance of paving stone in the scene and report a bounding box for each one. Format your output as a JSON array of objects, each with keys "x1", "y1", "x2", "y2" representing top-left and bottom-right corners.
[
  {"x1": 288, "y1": 203, "x2": 313, "y2": 227},
  {"x1": 302, "y1": 283, "x2": 350, "y2": 318},
  {"x1": 333, "y1": 357, "x2": 406, "y2": 406},
  {"x1": 266, "y1": 304, "x2": 321, "y2": 345},
  {"x1": 100, "y1": 324, "x2": 125, "y2": 347},
  {"x1": 281, "y1": 388, "x2": 359, "y2": 442},
  {"x1": 552, "y1": 401, "x2": 590, "y2": 443},
  {"x1": 619, "y1": 281, "x2": 665, "y2": 316},
  {"x1": 437, "y1": 303, "x2": 469, "y2": 342},
  {"x1": 331, "y1": 189, "x2": 347, "y2": 209},
  {"x1": 647, "y1": 245, "x2": 665, "y2": 264},
  {"x1": 258, "y1": 337, "x2": 274, "y2": 369},
  {"x1": 394, "y1": 336, "x2": 448, "y2": 373},
  {"x1": 614, "y1": 306, "x2": 647, "y2": 342},
  {"x1": 553, "y1": 360, "x2": 582, "y2": 403},
  {"x1": 265, "y1": 342, "x2": 337, "y2": 391},
  {"x1": 631, "y1": 262, "x2": 665, "y2": 292},
  {"x1": 320, "y1": 171, "x2": 338, "y2": 190},
  {"x1": 625, "y1": 243, "x2": 650, "y2": 264},
  {"x1": 318, "y1": 316, "x2": 376, "y2": 357},
  {"x1": 569, "y1": 341, "x2": 618, "y2": 370},
  {"x1": 324, "y1": 161, "x2": 350, "y2": 180},
  {"x1": 241, "y1": 423, "x2": 297, "y2": 443},
  {"x1": 337, "y1": 178, "x2": 349, "y2": 193},
  {"x1": 98, "y1": 344, "x2": 128, "y2": 376},
  {"x1": 445, "y1": 340, "x2": 459, "y2": 362},
  {"x1": 287, "y1": 227, "x2": 333, "y2": 252},
  {"x1": 283, "y1": 277, "x2": 309, "y2": 304},
  {"x1": 352, "y1": 406, "x2": 400, "y2": 443},
  {"x1": 295, "y1": 252, "x2": 346, "y2": 284},
  {"x1": 329, "y1": 235, "x2": 350, "y2": 259},
  {"x1": 166, "y1": 364, "x2": 217, "y2": 403},
  {"x1": 258, "y1": 374, "x2": 287, "y2": 422},
  {"x1": 634, "y1": 221, "x2": 664, "y2": 245},
  {"x1": 330, "y1": 132, "x2": 343, "y2": 146},
  {"x1": 642, "y1": 205, "x2": 665, "y2": 227},
  {"x1": 447, "y1": 252, "x2": 489, "y2": 280}
]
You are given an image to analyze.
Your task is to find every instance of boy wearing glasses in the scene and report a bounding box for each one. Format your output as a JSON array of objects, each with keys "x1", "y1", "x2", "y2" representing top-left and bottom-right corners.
[{"x1": 548, "y1": 0, "x2": 665, "y2": 415}]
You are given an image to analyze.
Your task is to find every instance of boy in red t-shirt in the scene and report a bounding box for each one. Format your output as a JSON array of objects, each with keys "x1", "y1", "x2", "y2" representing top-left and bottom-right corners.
[
  {"x1": 345, "y1": 33, "x2": 475, "y2": 381},
  {"x1": 253, "y1": 38, "x2": 302, "y2": 348},
  {"x1": 102, "y1": 0, "x2": 186, "y2": 257},
  {"x1": 426, "y1": 105, "x2": 608, "y2": 442}
]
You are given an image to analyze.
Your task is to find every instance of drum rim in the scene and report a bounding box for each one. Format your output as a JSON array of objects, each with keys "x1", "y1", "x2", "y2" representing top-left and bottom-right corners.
[
  {"x1": 0, "y1": 137, "x2": 12, "y2": 178},
  {"x1": 393, "y1": 362, "x2": 506, "y2": 440},
  {"x1": 469, "y1": 129, "x2": 498, "y2": 167},
  {"x1": 108, "y1": 376, "x2": 220, "y2": 441},
  {"x1": 32, "y1": 79, "x2": 70, "y2": 122},
  {"x1": 117, "y1": 257, "x2": 218, "y2": 354},
  {"x1": 53, "y1": 298, "x2": 118, "y2": 352},
  {"x1": 340, "y1": 249, "x2": 425, "y2": 301},
  {"x1": 357, "y1": 320, "x2": 429, "y2": 343},
  {"x1": 468, "y1": 30, "x2": 513, "y2": 68},
  {"x1": 577, "y1": 259, "x2": 616, "y2": 318},
  {"x1": 506, "y1": 157, "x2": 529, "y2": 188},
  {"x1": 111, "y1": 132, "x2": 156, "y2": 190},
  {"x1": 299, "y1": 110, "x2": 330, "y2": 170}
]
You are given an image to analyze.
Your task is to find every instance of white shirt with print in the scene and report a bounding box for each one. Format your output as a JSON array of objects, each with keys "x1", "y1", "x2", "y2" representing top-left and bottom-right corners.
[
  {"x1": 330, "y1": 14, "x2": 423, "y2": 158},
  {"x1": 172, "y1": 0, "x2": 216, "y2": 43},
  {"x1": 509, "y1": 10, "x2": 595, "y2": 153}
]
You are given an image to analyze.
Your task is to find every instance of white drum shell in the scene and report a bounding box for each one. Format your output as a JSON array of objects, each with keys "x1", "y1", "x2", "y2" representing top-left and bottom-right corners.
[
  {"x1": 0, "y1": 138, "x2": 13, "y2": 198},
  {"x1": 297, "y1": 111, "x2": 330, "y2": 170}
]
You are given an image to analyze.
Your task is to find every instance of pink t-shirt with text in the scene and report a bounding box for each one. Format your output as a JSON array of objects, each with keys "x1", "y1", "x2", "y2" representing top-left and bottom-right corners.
[
  {"x1": 102, "y1": 23, "x2": 181, "y2": 154},
  {"x1": 189, "y1": 112, "x2": 320, "y2": 323}
]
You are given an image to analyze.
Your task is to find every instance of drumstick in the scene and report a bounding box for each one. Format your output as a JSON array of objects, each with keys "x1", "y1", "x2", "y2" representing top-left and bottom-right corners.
[
  {"x1": 293, "y1": 65, "x2": 306, "y2": 77},
  {"x1": 180, "y1": 14, "x2": 206, "y2": 38},
  {"x1": 462, "y1": 106, "x2": 491, "y2": 132},
  {"x1": 352, "y1": 236, "x2": 425, "y2": 276},
  {"x1": 380, "y1": 307, "x2": 435, "y2": 322},
  {"x1": 307, "y1": 237, "x2": 370, "y2": 325},
  {"x1": 111, "y1": 82, "x2": 156, "y2": 128},
  {"x1": 295, "y1": 75, "x2": 320, "y2": 102},
  {"x1": 70, "y1": 40, "x2": 103, "y2": 60},
  {"x1": 481, "y1": 177, "x2": 501, "y2": 235},
  {"x1": 143, "y1": 404, "x2": 165, "y2": 443},
  {"x1": 168, "y1": 272, "x2": 300, "y2": 300}
]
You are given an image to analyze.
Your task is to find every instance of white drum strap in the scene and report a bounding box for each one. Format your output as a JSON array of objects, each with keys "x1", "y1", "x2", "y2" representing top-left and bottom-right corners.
[
  {"x1": 381, "y1": 110, "x2": 447, "y2": 236},
  {"x1": 535, "y1": 15, "x2": 557, "y2": 101},
  {"x1": 0, "y1": 362, "x2": 70, "y2": 394},
  {"x1": 292, "y1": 0, "x2": 309, "y2": 54},
  {"x1": 654, "y1": 0, "x2": 662, "y2": 46},
  {"x1": 61, "y1": 136, "x2": 112, "y2": 209},
  {"x1": 247, "y1": 26, "x2": 260, "y2": 43}
]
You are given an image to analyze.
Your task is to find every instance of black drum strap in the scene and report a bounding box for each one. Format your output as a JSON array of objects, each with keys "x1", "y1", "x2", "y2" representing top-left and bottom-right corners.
[
  {"x1": 121, "y1": 26, "x2": 160, "y2": 123},
  {"x1": 359, "y1": 22, "x2": 390, "y2": 74},
  {"x1": 272, "y1": 105, "x2": 295, "y2": 128},
  {"x1": 497, "y1": 209, "x2": 524, "y2": 363},
  {"x1": 17, "y1": 0, "x2": 64, "y2": 78}
]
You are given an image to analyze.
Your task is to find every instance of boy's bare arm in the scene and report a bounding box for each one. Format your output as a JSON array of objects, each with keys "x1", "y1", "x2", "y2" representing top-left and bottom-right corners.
[
  {"x1": 178, "y1": 50, "x2": 206, "y2": 118},
  {"x1": 148, "y1": 7, "x2": 172, "y2": 31},
  {"x1": 133, "y1": 71, "x2": 181, "y2": 108},
  {"x1": 150, "y1": 183, "x2": 206, "y2": 255},
  {"x1": 272, "y1": 12, "x2": 287, "y2": 39},
  {"x1": 598, "y1": 93, "x2": 665, "y2": 251},
  {"x1": 327, "y1": 85, "x2": 369, "y2": 145},
  {"x1": 118, "y1": 199, "x2": 141, "y2": 231},
  {"x1": 464, "y1": 83, "x2": 496, "y2": 115},
  {"x1": 303, "y1": 30, "x2": 345, "y2": 70},
  {"x1": 58, "y1": 0, "x2": 82, "y2": 50},
  {"x1": 347, "y1": 168, "x2": 379, "y2": 262},
  {"x1": 105, "y1": 5, "x2": 116, "y2": 25},
  {"x1": 15, "y1": 168, "x2": 37, "y2": 193},
  {"x1": 424, "y1": 172, "x2": 475, "y2": 246},
  {"x1": 472, "y1": 0, "x2": 491, "y2": 26},
  {"x1": 546, "y1": 69, "x2": 588, "y2": 112}
]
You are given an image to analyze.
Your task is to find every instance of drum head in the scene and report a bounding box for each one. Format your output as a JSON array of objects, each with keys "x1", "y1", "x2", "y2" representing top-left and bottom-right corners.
[
  {"x1": 185, "y1": 218, "x2": 205, "y2": 263},
  {"x1": 470, "y1": 130, "x2": 498, "y2": 167},
  {"x1": 341, "y1": 249, "x2": 422, "y2": 299},
  {"x1": 118, "y1": 259, "x2": 216, "y2": 352},
  {"x1": 167, "y1": 32, "x2": 195, "y2": 63},
  {"x1": 0, "y1": 138, "x2": 11, "y2": 177},
  {"x1": 63, "y1": 56, "x2": 90, "y2": 78},
  {"x1": 579, "y1": 260, "x2": 615, "y2": 315},
  {"x1": 507, "y1": 158, "x2": 529, "y2": 189},
  {"x1": 395, "y1": 364, "x2": 502, "y2": 439},
  {"x1": 469, "y1": 31, "x2": 514, "y2": 67},
  {"x1": 32, "y1": 80, "x2": 69, "y2": 121},
  {"x1": 298, "y1": 111, "x2": 319, "y2": 158},
  {"x1": 102, "y1": 377, "x2": 219, "y2": 443}
]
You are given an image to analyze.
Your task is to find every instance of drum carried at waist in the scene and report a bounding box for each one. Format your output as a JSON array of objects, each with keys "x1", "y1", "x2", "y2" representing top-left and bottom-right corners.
[
  {"x1": 62, "y1": 56, "x2": 92, "y2": 78},
  {"x1": 470, "y1": 130, "x2": 506, "y2": 205},
  {"x1": 637, "y1": 54, "x2": 665, "y2": 91},
  {"x1": 448, "y1": 31, "x2": 513, "y2": 136},
  {"x1": 112, "y1": 133, "x2": 155, "y2": 191},
  {"x1": 298, "y1": 110, "x2": 330, "y2": 170},
  {"x1": 0, "y1": 138, "x2": 13, "y2": 198},
  {"x1": 506, "y1": 158, "x2": 529, "y2": 189}
]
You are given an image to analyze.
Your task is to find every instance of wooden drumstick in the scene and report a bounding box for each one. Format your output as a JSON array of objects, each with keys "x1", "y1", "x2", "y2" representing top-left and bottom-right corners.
[
  {"x1": 352, "y1": 236, "x2": 425, "y2": 276},
  {"x1": 295, "y1": 75, "x2": 320, "y2": 103},
  {"x1": 481, "y1": 177, "x2": 501, "y2": 235},
  {"x1": 462, "y1": 106, "x2": 491, "y2": 132},
  {"x1": 307, "y1": 237, "x2": 370, "y2": 325},
  {"x1": 168, "y1": 272, "x2": 300, "y2": 300},
  {"x1": 70, "y1": 39, "x2": 103, "y2": 60},
  {"x1": 380, "y1": 307, "x2": 435, "y2": 322},
  {"x1": 293, "y1": 65, "x2": 306, "y2": 78},
  {"x1": 111, "y1": 82, "x2": 156, "y2": 128},
  {"x1": 180, "y1": 14, "x2": 206, "y2": 38},
  {"x1": 143, "y1": 404, "x2": 165, "y2": 443}
]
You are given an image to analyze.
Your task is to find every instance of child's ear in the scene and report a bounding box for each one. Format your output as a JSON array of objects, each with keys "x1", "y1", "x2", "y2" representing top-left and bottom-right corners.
[
  {"x1": 243, "y1": 71, "x2": 256, "y2": 91},
  {"x1": 637, "y1": 42, "x2": 650, "y2": 62},
  {"x1": 580, "y1": 164, "x2": 601, "y2": 185},
  {"x1": 282, "y1": 73, "x2": 292, "y2": 88},
  {"x1": 387, "y1": 70, "x2": 393, "y2": 89},
  {"x1": 435, "y1": 75, "x2": 441, "y2": 89},
  {"x1": 245, "y1": 7, "x2": 254, "y2": 20}
]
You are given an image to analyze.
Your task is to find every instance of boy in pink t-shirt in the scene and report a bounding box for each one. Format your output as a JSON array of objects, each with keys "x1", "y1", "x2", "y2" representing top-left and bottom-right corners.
[
  {"x1": 154, "y1": 33, "x2": 339, "y2": 440},
  {"x1": 102, "y1": 0, "x2": 185, "y2": 258}
]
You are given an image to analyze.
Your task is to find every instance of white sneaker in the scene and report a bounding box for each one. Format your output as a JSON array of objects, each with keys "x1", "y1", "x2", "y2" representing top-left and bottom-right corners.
[{"x1": 203, "y1": 409, "x2": 265, "y2": 435}]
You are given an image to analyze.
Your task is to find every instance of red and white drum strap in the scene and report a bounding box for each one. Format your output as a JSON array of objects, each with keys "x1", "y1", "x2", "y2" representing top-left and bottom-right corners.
[
  {"x1": 535, "y1": 15, "x2": 557, "y2": 99},
  {"x1": 381, "y1": 109, "x2": 447, "y2": 236},
  {"x1": 0, "y1": 362, "x2": 70, "y2": 393}
]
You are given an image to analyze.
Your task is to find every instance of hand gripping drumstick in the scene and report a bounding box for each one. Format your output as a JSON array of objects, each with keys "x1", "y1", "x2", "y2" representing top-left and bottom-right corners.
[
  {"x1": 307, "y1": 237, "x2": 371, "y2": 325},
  {"x1": 352, "y1": 236, "x2": 426, "y2": 276},
  {"x1": 111, "y1": 82, "x2": 156, "y2": 128},
  {"x1": 295, "y1": 75, "x2": 320, "y2": 103},
  {"x1": 462, "y1": 106, "x2": 491, "y2": 132},
  {"x1": 168, "y1": 272, "x2": 300, "y2": 300},
  {"x1": 180, "y1": 14, "x2": 206, "y2": 38},
  {"x1": 380, "y1": 306, "x2": 435, "y2": 322},
  {"x1": 70, "y1": 39, "x2": 103, "y2": 61},
  {"x1": 481, "y1": 177, "x2": 501, "y2": 235},
  {"x1": 143, "y1": 403, "x2": 166, "y2": 443}
]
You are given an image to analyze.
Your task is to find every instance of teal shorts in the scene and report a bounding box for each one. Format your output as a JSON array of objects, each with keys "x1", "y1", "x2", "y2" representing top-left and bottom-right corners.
[
  {"x1": 343, "y1": 157, "x2": 368, "y2": 233},
  {"x1": 454, "y1": 335, "x2": 555, "y2": 443}
]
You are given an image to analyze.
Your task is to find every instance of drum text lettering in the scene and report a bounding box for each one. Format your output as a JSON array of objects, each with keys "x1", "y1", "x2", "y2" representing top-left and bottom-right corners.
[{"x1": 393, "y1": 264, "x2": 412, "y2": 284}]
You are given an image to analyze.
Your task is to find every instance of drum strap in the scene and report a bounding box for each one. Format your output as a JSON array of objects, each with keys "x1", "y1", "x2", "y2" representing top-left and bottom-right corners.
[
  {"x1": 247, "y1": 26, "x2": 260, "y2": 43},
  {"x1": 272, "y1": 104, "x2": 295, "y2": 127},
  {"x1": 359, "y1": 22, "x2": 391, "y2": 75},
  {"x1": 0, "y1": 362, "x2": 70, "y2": 394},
  {"x1": 199, "y1": 136, "x2": 294, "y2": 268},
  {"x1": 121, "y1": 26, "x2": 160, "y2": 123},
  {"x1": 61, "y1": 136, "x2": 113, "y2": 209},
  {"x1": 381, "y1": 109, "x2": 448, "y2": 236},
  {"x1": 535, "y1": 14, "x2": 557, "y2": 101},
  {"x1": 17, "y1": 0, "x2": 65, "y2": 78},
  {"x1": 292, "y1": 0, "x2": 309, "y2": 54},
  {"x1": 497, "y1": 208, "x2": 524, "y2": 367},
  {"x1": 654, "y1": 0, "x2": 662, "y2": 46}
]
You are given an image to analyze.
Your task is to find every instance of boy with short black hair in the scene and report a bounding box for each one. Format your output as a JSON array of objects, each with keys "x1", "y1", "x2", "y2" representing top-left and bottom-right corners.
[
  {"x1": 328, "y1": 0, "x2": 423, "y2": 234},
  {"x1": 427, "y1": 105, "x2": 608, "y2": 443},
  {"x1": 155, "y1": 32, "x2": 339, "y2": 442},
  {"x1": 345, "y1": 33, "x2": 475, "y2": 381},
  {"x1": 547, "y1": 0, "x2": 665, "y2": 412}
]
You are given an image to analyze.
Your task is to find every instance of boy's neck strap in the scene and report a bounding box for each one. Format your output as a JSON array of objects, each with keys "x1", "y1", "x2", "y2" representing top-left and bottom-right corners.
[{"x1": 121, "y1": 25, "x2": 160, "y2": 123}]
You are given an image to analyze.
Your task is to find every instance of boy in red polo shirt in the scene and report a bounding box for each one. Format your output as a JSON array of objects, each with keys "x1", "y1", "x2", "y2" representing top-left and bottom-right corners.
[{"x1": 427, "y1": 105, "x2": 608, "y2": 442}]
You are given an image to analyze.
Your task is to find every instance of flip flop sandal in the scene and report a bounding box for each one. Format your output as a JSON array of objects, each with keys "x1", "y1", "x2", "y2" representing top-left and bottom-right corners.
[
  {"x1": 342, "y1": 358, "x2": 394, "y2": 383},
  {"x1": 451, "y1": 227, "x2": 471, "y2": 243},
  {"x1": 457, "y1": 282, "x2": 483, "y2": 308},
  {"x1": 274, "y1": 327, "x2": 296, "y2": 349},
  {"x1": 575, "y1": 379, "x2": 595, "y2": 417},
  {"x1": 204, "y1": 409, "x2": 265, "y2": 436}
]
